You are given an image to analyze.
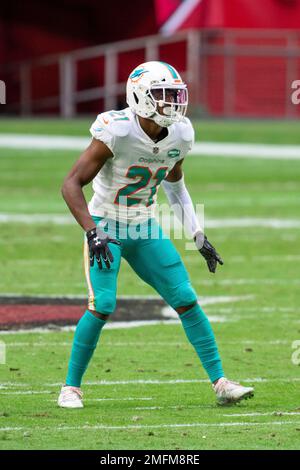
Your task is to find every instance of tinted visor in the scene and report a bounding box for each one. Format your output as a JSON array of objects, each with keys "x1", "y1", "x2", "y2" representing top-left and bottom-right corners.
[{"x1": 150, "y1": 87, "x2": 187, "y2": 105}]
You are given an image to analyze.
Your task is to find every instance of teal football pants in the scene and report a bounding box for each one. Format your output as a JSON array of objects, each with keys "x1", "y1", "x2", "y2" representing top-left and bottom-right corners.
[
  {"x1": 84, "y1": 216, "x2": 198, "y2": 313},
  {"x1": 67, "y1": 216, "x2": 224, "y2": 386}
]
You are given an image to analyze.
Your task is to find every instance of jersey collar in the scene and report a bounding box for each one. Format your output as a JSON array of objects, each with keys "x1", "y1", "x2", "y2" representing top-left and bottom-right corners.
[{"x1": 134, "y1": 114, "x2": 172, "y2": 146}]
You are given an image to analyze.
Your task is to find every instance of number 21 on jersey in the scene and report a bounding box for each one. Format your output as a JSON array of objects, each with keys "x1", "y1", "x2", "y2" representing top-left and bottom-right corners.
[{"x1": 114, "y1": 165, "x2": 168, "y2": 207}]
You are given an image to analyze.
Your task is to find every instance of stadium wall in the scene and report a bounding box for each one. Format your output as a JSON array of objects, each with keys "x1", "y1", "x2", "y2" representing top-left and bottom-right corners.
[{"x1": 1, "y1": 1, "x2": 300, "y2": 118}]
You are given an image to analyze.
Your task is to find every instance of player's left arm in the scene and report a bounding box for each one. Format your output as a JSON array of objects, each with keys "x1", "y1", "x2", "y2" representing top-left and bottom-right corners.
[{"x1": 162, "y1": 159, "x2": 223, "y2": 273}]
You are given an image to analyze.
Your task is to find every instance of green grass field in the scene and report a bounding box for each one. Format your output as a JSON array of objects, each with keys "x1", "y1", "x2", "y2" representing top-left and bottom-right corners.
[{"x1": 0, "y1": 119, "x2": 300, "y2": 450}]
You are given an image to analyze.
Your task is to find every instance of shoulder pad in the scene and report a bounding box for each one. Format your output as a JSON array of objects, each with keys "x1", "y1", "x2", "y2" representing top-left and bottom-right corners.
[
  {"x1": 97, "y1": 110, "x2": 132, "y2": 138},
  {"x1": 178, "y1": 118, "x2": 194, "y2": 142}
]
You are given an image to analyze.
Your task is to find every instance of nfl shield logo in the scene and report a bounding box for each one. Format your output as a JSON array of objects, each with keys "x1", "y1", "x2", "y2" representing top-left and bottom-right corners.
[{"x1": 153, "y1": 147, "x2": 159, "y2": 154}]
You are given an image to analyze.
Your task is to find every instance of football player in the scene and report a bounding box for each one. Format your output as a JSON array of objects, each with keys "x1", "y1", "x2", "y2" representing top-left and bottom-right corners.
[{"x1": 58, "y1": 61, "x2": 254, "y2": 408}]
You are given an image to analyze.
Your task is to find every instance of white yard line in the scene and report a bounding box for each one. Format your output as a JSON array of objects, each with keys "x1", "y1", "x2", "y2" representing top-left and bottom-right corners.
[
  {"x1": 0, "y1": 321, "x2": 181, "y2": 336},
  {"x1": 47, "y1": 378, "x2": 211, "y2": 387},
  {"x1": 130, "y1": 407, "x2": 300, "y2": 415},
  {"x1": 54, "y1": 420, "x2": 300, "y2": 430},
  {"x1": 0, "y1": 317, "x2": 230, "y2": 337},
  {"x1": 195, "y1": 278, "x2": 300, "y2": 286},
  {"x1": 0, "y1": 213, "x2": 74, "y2": 224},
  {"x1": 204, "y1": 218, "x2": 300, "y2": 229},
  {"x1": 185, "y1": 255, "x2": 300, "y2": 263},
  {"x1": 0, "y1": 294, "x2": 181, "y2": 301},
  {"x1": 133, "y1": 405, "x2": 202, "y2": 411},
  {"x1": 0, "y1": 294, "x2": 250, "y2": 305},
  {"x1": 1, "y1": 212, "x2": 300, "y2": 229},
  {"x1": 0, "y1": 391, "x2": 52, "y2": 395},
  {"x1": 0, "y1": 135, "x2": 91, "y2": 150},
  {"x1": 5, "y1": 339, "x2": 290, "y2": 348},
  {"x1": 45, "y1": 377, "x2": 300, "y2": 387},
  {"x1": 0, "y1": 427, "x2": 24, "y2": 432},
  {"x1": 0, "y1": 134, "x2": 300, "y2": 159},
  {"x1": 0, "y1": 310, "x2": 294, "y2": 336},
  {"x1": 1, "y1": 421, "x2": 300, "y2": 433},
  {"x1": 0, "y1": 326, "x2": 78, "y2": 335},
  {"x1": 222, "y1": 412, "x2": 300, "y2": 418},
  {"x1": 0, "y1": 305, "x2": 295, "y2": 316},
  {"x1": 0, "y1": 383, "x2": 29, "y2": 389},
  {"x1": 192, "y1": 142, "x2": 300, "y2": 160},
  {"x1": 207, "y1": 306, "x2": 297, "y2": 314},
  {"x1": 1, "y1": 377, "x2": 299, "y2": 393},
  {"x1": 88, "y1": 397, "x2": 153, "y2": 402},
  {"x1": 4, "y1": 342, "x2": 73, "y2": 347},
  {"x1": 161, "y1": 295, "x2": 252, "y2": 319},
  {"x1": 135, "y1": 408, "x2": 300, "y2": 415},
  {"x1": 1, "y1": 303, "x2": 296, "y2": 336},
  {"x1": 48, "y1": 397, "x2": 153, "y2": 402}
]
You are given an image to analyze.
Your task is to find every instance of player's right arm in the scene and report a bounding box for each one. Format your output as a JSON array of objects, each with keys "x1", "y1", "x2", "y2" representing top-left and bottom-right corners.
[
  {"x1": 61, "y1": 138, "x2": 112, "y2": 232},
  {"x1": 61, "y1": 138, "x2": 120, "y2": 269}
]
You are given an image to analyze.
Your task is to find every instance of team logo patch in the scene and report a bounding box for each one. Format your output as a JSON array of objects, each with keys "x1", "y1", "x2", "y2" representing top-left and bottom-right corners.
[
  {"x1": 130, "y1": 68, "x2": 149, "y2": 83},
  {"x1": 167, "y1": 149, "x2": 181, "y2": 158}
]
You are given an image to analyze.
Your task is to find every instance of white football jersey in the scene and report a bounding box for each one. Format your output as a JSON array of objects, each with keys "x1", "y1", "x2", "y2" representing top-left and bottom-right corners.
[{"x1": 88, "y1": 107, "x2": 194, "y2": 223}]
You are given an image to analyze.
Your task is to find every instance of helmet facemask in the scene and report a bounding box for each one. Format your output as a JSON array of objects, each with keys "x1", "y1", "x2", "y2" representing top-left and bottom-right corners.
[
  {"x1": 126, "y1": 61, "x2": 189, "y2": 127},
  {"x1": 147, "y1": 85, "x2": 188, "y2": 127}
]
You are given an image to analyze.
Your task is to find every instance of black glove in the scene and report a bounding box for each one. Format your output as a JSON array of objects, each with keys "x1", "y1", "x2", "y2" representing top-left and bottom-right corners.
[
  {"x1": 86, "y1": 228, "x2": 121, "y2": 270},
  {"x1": 195, "y1": 233, "x2": 224, "y2": 274}
]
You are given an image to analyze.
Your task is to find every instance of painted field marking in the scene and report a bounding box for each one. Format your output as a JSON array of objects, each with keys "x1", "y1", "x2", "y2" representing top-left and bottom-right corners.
[
  {"x1": 191, "y1": 142, "x2": 300, "y2": 160},
  {"x1": 0, "y1": 390, "x2": 52, "y2": 395},
  {"x1": 1, "y1": 303, "x2": 297, "y2": 337},
  {"x1": 5, "y1": 342, "x2": 73, "y2": 347},
  {"x1": 184, "y1": 255, "x2": 300, "y2": 264},
  {"x1": 1, "y1": 308, "x2": 297, "y2": 336},
  {"x1": 1, "y1": 134, "x2": 300, "y2": 160},
  {"x1": 0, "y1": 294, "x2": 171, "y2": 300},
  {"x1": 2, "y1": 341, "x2": 187, "y2": 348},
  {"x1": 161, "y1": 295, "x2": 252, "y2": 319},
  {"x1": 48, "y1": 397, "x2": 153, "y2": 403},
  {"x1": 0, "y1": 382, "x2": 29, "y2": 388},
  {"x1": 4, "y1": 339, "x2": 292, "y2": 348},
  {"x1": 134, "y1": 408, "x2": 300, "y2": 415},
  {"x1": 0, "y1": 317, "x2": 232, "y2": 336},
  {"x1": 1, "y1": 377, "x2": 300, "y2": 394},
  {"x1": 45, "y1": 377, "x2": 300, "y2": 387},
  {"x1": 0, "y1": 135, "x2": 91, "y2": 150},
  {"x1": 47, "y1": 420, "x2": 300, "y2": 430},
  {"x1": 0, "y1": 321, "x2": 178, "y2": 335},
  {"x1": 1, "y1": 420, "x2": 300, "y2": 433},
  {"x1": 222, "y1": 412, "x2": 300, "y2": 418},
  {"x1": 1, "y1": 212, "x2": 300, "y2": 230},
  {"x1": 206, "y1": 306, "x2": 298, "y2": 314},
  {"x1": 84, "y1": 397, "x2": 153, "y2": 402},
  {"x1": 195, "y1": 278, "x2": 300, "y2": 286},
  {"x1": 133, "y1": 405, "x2": 202, "y2": 411},
  {"x1": 0, "y1": 304, "x2": 295, "y2": 316}
]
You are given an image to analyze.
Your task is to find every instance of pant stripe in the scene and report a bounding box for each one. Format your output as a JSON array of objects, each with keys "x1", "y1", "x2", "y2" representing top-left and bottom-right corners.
[{"x1": 83, "y1": 239, "x2": 95, "y2": 311}]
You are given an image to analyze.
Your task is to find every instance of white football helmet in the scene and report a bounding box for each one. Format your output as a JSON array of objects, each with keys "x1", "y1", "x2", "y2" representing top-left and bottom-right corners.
[{"x1": 126, "y1": 61, "x2": 188, "y2": 127}]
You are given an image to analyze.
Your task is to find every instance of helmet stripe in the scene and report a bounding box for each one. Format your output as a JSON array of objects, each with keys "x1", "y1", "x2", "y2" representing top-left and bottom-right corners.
[{"x1": 160, "y1": 61, "x2": 178, "y2": 79}]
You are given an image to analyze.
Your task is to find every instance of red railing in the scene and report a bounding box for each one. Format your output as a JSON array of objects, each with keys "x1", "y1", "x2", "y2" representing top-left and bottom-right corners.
[{"x1": 1, "y1": 29, "x2": 300, "y2": 118}]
